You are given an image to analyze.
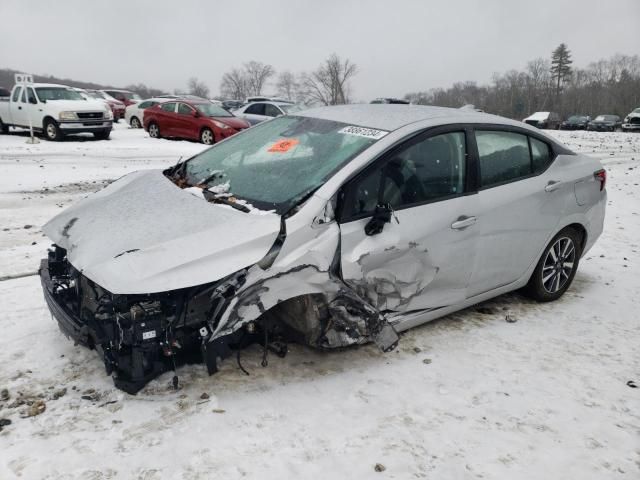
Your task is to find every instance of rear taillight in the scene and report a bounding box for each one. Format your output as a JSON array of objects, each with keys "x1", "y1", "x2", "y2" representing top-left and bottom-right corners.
[{"x1": 594, "y1": 169, "x2": 606, "y2": 191}]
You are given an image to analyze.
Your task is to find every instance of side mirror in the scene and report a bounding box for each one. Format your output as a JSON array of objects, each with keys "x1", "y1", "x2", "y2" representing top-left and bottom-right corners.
[
  {"x1": 29, "y1": 97, "x2": 37, "y2": 105},
  {"x1": 192, "y1": 110, "x2": 200, "y2": 118},
  {"x1": 364, "y1": 204, "x2": 394, "y2": 236}
]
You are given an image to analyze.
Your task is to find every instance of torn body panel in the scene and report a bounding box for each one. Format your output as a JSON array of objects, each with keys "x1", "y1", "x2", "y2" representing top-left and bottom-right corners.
[
  {"x1": 339, "y1": 196, "x2": 479, "y2": 314},
  {"x1": 40, "y1": 201, "x2": 398, "y2": 394}
]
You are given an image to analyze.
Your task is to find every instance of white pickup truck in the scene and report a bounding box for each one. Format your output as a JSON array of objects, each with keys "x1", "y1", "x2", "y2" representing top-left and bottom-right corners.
[{"x1": 0, "y1": 81, "x2": 113, "y2": 140}]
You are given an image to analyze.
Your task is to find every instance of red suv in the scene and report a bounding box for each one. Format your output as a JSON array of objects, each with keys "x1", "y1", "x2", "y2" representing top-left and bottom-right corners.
[{"x1": 143, "y1": 100, "x2": 251, "y2": 144}]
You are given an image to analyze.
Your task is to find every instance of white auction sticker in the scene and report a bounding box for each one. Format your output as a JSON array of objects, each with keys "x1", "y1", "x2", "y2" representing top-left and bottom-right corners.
[
  {"x1": 338, "y1": 125, "x2": 388, "y2": 140},
  {"x1": 142, "y1": 330, "x2": 157, "y2": 340}
]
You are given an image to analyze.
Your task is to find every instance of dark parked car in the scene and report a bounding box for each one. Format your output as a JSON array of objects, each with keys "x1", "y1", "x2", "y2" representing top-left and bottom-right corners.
[
  {"x1": 371, "y1": 98, "x2": 410, "y2": 104},
  {"x1": 523, "y1": 112, "x2": 561, "y2": 130},
  {"x1": 587, "y1": 115, "x2": 622, "y2": 132},
  {"x1": 0, "y1": 87, "x2": 10, "y2": 99},
  {"x1": 560, "y1": 115, "x2": 590, "y2": 130},
  {"x1": 144, "y1": 99, "x2": 250, "y2": 144}
]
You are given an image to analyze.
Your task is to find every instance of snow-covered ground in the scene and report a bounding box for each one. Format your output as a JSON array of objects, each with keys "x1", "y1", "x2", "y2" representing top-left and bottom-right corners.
[{"x1": 0, "y1": 124, "x2": 638, "y2": 479}]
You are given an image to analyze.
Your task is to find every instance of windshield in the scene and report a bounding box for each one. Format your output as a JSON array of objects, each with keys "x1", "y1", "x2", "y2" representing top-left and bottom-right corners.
[
  {"x1": 36, "y1": 87, "x2": 84, "y2": 101},
  {"x1": 84, "y1": 91, "x2": 104, "y2": 100},
  {"x1": 182, "y1": 116, "x2": 384, "y2": 213},
  {"x1": 122, "y1": 91, "x2": 142, "y2": 101},
  {"x1": 568, "y1": 115, "x2": 587, "y2": 122},
  {"x1": 280, "y1": 103, "x2": 304, "y2": 113},
  {"x1": 195, "y1": 103, "x2": 232, "y2": 117}
]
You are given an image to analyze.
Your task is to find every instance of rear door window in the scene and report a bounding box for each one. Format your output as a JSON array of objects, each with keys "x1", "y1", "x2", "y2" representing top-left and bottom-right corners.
[
  {"x1": 264, "y1": 104, "x2": 282, "y2": 117},
  {"x1": 245, "y1": 103, "x2": 265, "y2": 115},
  {"x1": 476, "y1": 131, "x2": 531, "y2": 187},
  {"x1": 476, "y1": 130, "x2": 555, "y2": 187}
]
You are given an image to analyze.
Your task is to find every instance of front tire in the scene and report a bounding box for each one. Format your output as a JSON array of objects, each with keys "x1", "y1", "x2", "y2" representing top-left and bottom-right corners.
[
  {"x1": 93, "y1": 129, "x2": 111, "y2": 140},
  {"x1": 200, "y1": 128, "x2": 214, "y2": 145},
  {"x1": 148, "y1": 122, "x2": 161, "y2": 139},
  {"x1": 44, "y1": 119, "x2": 63, "y2": 141},
  {"x1": 0, "y1": 118, "x2": 9, "y2": 134},
  {"x1": 524, "y1": 227, "x2": 582, "y2": 302},
  {"x1": 130, "y1": 116, "x2": 141, "y2": 129}
]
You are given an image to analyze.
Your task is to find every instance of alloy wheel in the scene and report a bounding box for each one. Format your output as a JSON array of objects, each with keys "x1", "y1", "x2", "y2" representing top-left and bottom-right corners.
[
  {"x1": 541, "y1": 236, "x2": 576, "y2": 293},
  {"x1": 149, "y1": 124, "x2": 159, "y2": 138},
  {"x1": 131, "y1": 117, "x2": 141, "y2": 128},
  {"x1": 201, "y1": 129, "x2": 214, "y2": 145}
]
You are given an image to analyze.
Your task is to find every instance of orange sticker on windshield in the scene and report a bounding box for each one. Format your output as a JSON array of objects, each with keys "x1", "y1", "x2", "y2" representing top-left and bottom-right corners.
[{"x1": 268, "y1": 138, "x2": 299, "y2": 152}]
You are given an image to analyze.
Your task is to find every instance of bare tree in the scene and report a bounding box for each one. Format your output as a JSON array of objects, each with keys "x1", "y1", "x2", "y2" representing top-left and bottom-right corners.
[
  {"x1": 187, "y1": 77, "x2": 210, "y2": 98},
  {"x1": 276, "y1": 71, "x2": 299, "y2": 101},
  {"x1": 300, "y1": 53, "x2": 358, "y2": 105},
  {"x1": 220, "y1": 68, "x2": 249, "y2": 100},
  {"x1": 244, "y1": 61, "x2": 275, "y2": 96},
  {"x1": 401, "y1": 53, "x2": 640, "y2": 119}
]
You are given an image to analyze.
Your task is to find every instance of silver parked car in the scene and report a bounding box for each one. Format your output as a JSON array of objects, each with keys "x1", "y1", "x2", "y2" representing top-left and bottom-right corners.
[
  {"x1": 40, "y1": 105, "x2": 606, "y2": 393},
  {"x1": 233, "y1": 100, "x2": 304, "y2": 125}
]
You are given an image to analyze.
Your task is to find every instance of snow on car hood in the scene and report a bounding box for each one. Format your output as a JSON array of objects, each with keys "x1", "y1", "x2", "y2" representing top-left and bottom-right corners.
[
  {"x1": 42, "y1": 169, "x2": 281, "y2": 294},
  {"x1": 524, "y1": 112, "x2": 549, "y2": 121}
]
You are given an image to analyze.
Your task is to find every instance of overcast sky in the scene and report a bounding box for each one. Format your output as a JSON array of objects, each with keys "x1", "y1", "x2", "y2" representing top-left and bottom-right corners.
[{"x1": 1, "y1": 0, "x2": 638, "y2": 100}]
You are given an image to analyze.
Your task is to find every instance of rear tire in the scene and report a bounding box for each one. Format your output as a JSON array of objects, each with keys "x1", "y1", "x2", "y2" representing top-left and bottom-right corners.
[
  {"x1": 148, "y1": 122, "x2": 161, "y2": 138},
  {"x1": 524, "y1": 227, "x2": 582, "y2": 302},
  {"x1": 0, "y1": 118, "x2": 8, "y2": 134},
  {"x1": 93, "y1": 129, "x2": 111, "y2": 140},
  {"x1": 130, "y1": 116, "x2": 141, "y2": 129},
  {"x1": 44, "y1": 118, "x2": 63, "y2": 141}
]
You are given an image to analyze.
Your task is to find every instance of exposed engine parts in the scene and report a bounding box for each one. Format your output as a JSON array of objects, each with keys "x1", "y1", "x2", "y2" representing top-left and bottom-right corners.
[{"x1": 40, "y1": 243, "x2": 399, "y2": 394}]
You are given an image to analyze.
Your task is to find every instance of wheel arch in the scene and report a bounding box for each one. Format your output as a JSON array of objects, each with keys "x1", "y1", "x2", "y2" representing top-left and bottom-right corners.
[
  {"x1": 42, "y1": 115, "x2": 57, "y2": 129},
  {"x1": 561, "y1": 222, "x2": 587, "y2": 254}
]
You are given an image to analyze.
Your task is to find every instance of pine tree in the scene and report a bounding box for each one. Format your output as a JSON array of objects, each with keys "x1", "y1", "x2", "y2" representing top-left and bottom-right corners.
[{"x1": 550, "y1": 43, "x2": 573, "y2": 97}]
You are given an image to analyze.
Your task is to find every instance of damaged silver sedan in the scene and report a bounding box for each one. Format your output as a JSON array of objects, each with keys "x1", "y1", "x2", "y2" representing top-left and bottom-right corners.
[{"x1": 39, "y1": 105, "x2": 606, "y2": 393}]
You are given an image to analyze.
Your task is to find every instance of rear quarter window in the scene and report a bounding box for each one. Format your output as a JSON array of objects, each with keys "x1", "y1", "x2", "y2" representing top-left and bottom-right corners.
[{"x1": 530, "y1": 137, "x2": 552, "y2": 174}]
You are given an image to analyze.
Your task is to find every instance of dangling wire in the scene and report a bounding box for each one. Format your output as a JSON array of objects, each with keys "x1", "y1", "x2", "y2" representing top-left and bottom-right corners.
[
  {"x1": 261, "y1": 321, "x2": 269, "y2": 367},
  {"x1": 236, "y1": 330, "x2": 250, "y2": 376}
]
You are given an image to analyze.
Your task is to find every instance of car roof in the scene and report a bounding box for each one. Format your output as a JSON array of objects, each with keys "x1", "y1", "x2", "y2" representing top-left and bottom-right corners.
[
  {"x1": 250, "y1": 100, "x2": 295, "y2": 107},
  {"x1": 102, "y1": 89, "x2": 131, "y2": 93},
  {"x1": 26, "y1": 83, "x2": 71, "y2": 89},
  {"x1": 295, "y1": 104, "x2": 516, "y2": 131}
]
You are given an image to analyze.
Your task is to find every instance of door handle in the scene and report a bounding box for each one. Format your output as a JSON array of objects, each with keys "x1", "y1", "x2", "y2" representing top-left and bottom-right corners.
[
  {"x1": 18, "y1": 106, "x2": 22, "y2": 110},
  {"x1": 544, "y1": 181, "x2": 562, "y2": 192},
  {"x1": 451, "y1": 216, "x2": 477, "y2": 230}
]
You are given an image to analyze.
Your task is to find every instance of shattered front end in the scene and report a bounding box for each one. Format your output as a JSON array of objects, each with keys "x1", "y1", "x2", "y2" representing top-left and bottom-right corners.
[
  {"x1": 39, "y1": 245, "x2": 249, "y2": 394},
  {"x1": 40, "y1": 240, "x2": 399, "y2": 394}
]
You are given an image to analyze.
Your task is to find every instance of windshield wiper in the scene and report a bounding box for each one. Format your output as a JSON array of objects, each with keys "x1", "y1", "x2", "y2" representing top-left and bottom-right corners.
[
  {"x1": 202, "y1": 190, "x2": 250, "y2": 213},
  {"x1": 197, "y1": 170, "x2": 225, "y2": 186}
]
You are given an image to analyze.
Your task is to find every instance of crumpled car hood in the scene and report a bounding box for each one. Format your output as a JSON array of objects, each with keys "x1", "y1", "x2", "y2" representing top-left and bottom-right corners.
[{"x1": 42, "y1": 169, "x2": 281, "y2": 294}]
